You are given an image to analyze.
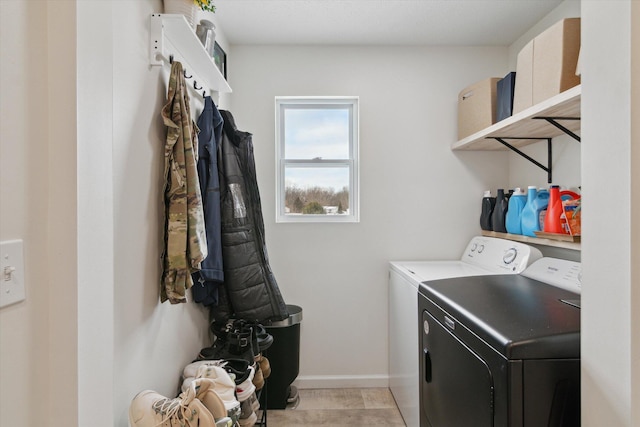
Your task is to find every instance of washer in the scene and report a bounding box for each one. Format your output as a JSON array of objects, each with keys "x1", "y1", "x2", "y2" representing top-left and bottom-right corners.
[
  {"x1": 389, "y1": 236, "x2": 542, "y2": 427},
  {"x1": 418, "y1": 258, "x2": 581, "y2": 427}
]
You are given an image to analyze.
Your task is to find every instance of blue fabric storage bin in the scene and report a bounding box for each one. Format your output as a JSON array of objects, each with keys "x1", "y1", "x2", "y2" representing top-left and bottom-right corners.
[{"x1": 496, "y1": 72, "x2": 516, "y2": 122}]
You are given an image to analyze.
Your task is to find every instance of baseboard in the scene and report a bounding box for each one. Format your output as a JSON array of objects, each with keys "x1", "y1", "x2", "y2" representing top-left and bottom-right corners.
[{"x1": 293, "y1": 374, "x2": 389, "y2": 389}]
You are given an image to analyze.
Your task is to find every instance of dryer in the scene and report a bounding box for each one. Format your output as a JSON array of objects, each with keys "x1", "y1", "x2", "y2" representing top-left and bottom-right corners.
[
  {"x1": 389, "y1": 236, "x2": 542, "y2": 427},
  {"x1": 418, "y1": 258, "x2": 581, "y2": 426}
]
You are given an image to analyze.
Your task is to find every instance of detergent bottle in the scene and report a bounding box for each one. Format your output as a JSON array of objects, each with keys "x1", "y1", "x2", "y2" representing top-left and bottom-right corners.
[
  {"x1": 536, "y1": 187, "x2": 550, "y2": 230},
  {"x1": 520, "y1": 186, "x2": 550, "y2": 237},
  {"x1": 480, "y1": 190, "x2": 496, "y2": 231},
  {"x1": 491, "y1": 189, "x2": 509, "y2": 233},
  {"x1": 543, "y1": 185, "x2": 565, "y2": 234},
  {"x1": 560, "y1": 189, "x2": 581, "y2": 201},
  {"x1": 505, "y1": 187, "x2": 526, "y2": 235},
  {"x1": 520, "y1": 186, "x2": 538, "y2": 237}
]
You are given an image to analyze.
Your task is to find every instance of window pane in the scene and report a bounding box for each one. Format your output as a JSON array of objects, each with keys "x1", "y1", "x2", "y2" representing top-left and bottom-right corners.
[
  {"x1": 284, "y1": 108, "x2": 350, "y2": 159},
  {"x1": 284, "y1": 166, "x2": 350, "y2": 215},
  {"x1": 276, "y1": 97, "x2": 359, "y2": 223}
]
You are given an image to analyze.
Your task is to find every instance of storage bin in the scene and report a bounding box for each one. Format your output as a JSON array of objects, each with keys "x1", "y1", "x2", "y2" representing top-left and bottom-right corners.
[
  {"x1": 513, "y1": 18, "x2": 581, "y2": 113},
  {"x1": 457, "y1": 77, "x2": 500, "y2": 140},
  {"x1": 496, "y1": 72, "x2": 517, "y2": 122},
  {"x1": 513, "y1": 40, "x2": 534, "y2": 114}
]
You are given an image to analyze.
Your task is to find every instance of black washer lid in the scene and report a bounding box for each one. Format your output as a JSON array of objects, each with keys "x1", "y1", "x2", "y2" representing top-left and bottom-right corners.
[{"x1": 419, "y1": 274, "x2": 580, "y2": 359}]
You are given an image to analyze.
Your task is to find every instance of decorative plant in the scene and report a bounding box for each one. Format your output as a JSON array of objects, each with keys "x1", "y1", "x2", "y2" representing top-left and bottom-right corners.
[{"x1": 194, "y1": 0, "x2": 215, "y2": 13}]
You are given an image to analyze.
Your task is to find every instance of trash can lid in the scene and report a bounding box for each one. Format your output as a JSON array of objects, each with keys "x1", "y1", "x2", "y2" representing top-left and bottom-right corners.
[{"x1": 266, "y1": 304, "x2": 302, "y2": 327}]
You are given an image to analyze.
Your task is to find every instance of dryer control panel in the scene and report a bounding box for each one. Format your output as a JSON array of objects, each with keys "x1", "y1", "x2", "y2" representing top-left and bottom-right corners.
[
  {"x1": 461, "y1": 236, "x2": 543, "y2": 274},
  {"x1": 521, "y1": 257, "x2": 582, "y2": 294}
]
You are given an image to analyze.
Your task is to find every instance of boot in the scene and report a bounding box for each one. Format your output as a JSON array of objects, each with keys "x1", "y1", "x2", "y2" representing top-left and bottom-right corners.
[
  {"x1": 192, "y1": 364, "x2": 242, "y2": 425},
  {"x1": 128, "y1": 389, "x2": 215, "y2": 427},
  {"x1": 185, "y1": 378, "x2": 234, "y2": 427},
  {"x1": 234, "y1": 320, "x2": 273, "y2": 353},
  {"x1": 199, "y1": 327, "x2": 255, "y2": 364},
  {"x1": 257, "y1": 354, "x2": 271, "y2": 379},
  {"x1": 228, "y1": 327, "x2": 255, "y2": 362}
]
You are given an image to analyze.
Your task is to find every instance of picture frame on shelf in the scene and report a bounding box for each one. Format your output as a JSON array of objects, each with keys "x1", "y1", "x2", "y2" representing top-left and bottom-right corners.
[{"x1": 213, "y1": 42, "x2": 227, "y2": 79}]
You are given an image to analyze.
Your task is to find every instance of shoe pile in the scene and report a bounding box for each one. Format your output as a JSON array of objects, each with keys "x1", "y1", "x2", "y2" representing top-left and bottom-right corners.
[
  {"x1": 195, "y1": 319, "x2": 274, "y2": 427},
  {"x1": 129, "y1": 378, "x2": 233, "y2": 427},
  {"x1": 181, "y1": 361, "x2": 243, "y2": 425},
  {"x1": 129, "y1": 320, "x2": 273, "y2": 427}
]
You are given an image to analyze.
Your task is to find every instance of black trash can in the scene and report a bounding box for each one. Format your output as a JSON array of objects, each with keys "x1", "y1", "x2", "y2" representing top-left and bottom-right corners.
[{"x1": 261, "y1": 304, "x2": 303, "y2": 409}]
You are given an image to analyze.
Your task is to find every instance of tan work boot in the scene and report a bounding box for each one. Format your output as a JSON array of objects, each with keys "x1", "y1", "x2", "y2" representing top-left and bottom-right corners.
[
  {"x1": 192, "y1": 364, "x2": 242, "y2": 424},
  {"x1": 184, "y1": 377, "x2": 234, "y2": 427},
  {"x1": 128, "y1": 389, "x2": 215, "y2": 427}
]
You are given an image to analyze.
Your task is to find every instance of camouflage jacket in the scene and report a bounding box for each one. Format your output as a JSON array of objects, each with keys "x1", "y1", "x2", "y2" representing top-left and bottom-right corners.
[{"x1": 160, "y1": 61, "x2": 208, "y2": 304}]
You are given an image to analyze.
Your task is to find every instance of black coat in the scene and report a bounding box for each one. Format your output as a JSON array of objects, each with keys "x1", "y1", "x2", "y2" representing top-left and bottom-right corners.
[{"x1": 211, "y1": 110, "x2": 288, "y2": 323}]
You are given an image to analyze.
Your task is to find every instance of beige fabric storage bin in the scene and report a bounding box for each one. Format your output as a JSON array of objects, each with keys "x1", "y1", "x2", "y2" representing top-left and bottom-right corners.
[
  {"x1": 457, "y1": 77, "x2": 500, "y2": 140},
  {"x1": 513, "y1": 17, "x2": 581, "y2": 114}
]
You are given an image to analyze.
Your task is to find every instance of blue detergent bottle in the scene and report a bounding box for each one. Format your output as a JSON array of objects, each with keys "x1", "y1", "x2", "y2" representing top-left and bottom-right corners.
[
  {"x1": 505, "y1": 187, "x2": 527, "y2": 235},
  {"x1": 521, "y1": 186, "x2": 547, "y2": 237}
]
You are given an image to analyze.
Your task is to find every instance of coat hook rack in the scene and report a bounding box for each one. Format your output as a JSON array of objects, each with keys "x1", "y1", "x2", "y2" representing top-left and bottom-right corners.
[
  {"x1": 154, "y1": 53, "x2": 207, "y2": 98},
  {"x1": 149, "y1": 14, "x2": 231, "y2": 94}
]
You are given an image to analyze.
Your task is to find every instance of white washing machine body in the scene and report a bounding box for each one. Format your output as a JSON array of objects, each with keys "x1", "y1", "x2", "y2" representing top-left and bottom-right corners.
[{"x1": 388, "y1": 236, "x2": 542, "y2": 427}]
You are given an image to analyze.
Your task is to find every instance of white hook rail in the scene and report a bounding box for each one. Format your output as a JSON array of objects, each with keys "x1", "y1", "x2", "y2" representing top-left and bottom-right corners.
[{"x1": 150, "y1": 14, "x2": 231, "y2": 95}]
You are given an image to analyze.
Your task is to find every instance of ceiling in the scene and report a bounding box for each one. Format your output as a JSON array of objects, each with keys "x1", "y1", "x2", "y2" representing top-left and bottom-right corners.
[{"x1": 214, "y1": 0, "x2": 564, "y2": 46}]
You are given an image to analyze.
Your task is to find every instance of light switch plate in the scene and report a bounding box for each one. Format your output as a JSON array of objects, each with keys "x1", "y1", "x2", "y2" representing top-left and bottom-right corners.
[{"x1": 0, "y1": 240, "x2": 26, "y2": 308}]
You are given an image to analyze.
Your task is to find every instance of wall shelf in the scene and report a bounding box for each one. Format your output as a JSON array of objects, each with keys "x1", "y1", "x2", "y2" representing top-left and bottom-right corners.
[
  {"x1": 461, "y1": 86, "x2": 583, "y2": 250},
  {"x1": 451, "y1": 85, "x2": 581, "y2": 151},
  {"x1": 149, "y1": 14, "x2": 231, "y2": 95},
  {"x1": 481, "y1": 230, "x2": 581, "y2": 251}
]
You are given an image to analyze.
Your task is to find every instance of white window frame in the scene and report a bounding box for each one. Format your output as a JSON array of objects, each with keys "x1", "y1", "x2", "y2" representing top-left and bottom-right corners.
[{"x1": 275, "y1": 96, "x2": 359, "y2": 223}]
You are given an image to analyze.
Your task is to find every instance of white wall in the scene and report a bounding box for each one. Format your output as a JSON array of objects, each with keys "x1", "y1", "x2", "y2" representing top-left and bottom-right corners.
[
  {"x1": 111, "y1": 2, "x2": 233, "y2": 426},
  {"x1": 2, "y1": 0, "x2": 234, "y2": 425},
  {"x1": 1, "y1": 0, "x2": 79, "y2": 425},
  {"x1": 0, "y1": 1, "x2": 52, "y2": 425},
  {"x1": 77, "y1": 0, "x2": 113, "y2": 424},
  {"x1": 632, "y1": 3, "x2": 640, "y2": 424},
  {"x1": 228, "y1": 45, "x2": 509, "y2": 387},
  {"x1": 581, "y1": 1, "x2": 637, "y2": 425},
  {"x1": 46, "y1": 2, "x2": 79, "y2": 425}
]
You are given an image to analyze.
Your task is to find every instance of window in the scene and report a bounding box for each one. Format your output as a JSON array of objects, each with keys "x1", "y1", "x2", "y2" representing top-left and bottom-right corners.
[{"x1": 276, "y1": 97, "x2": 359, "y2": 223}]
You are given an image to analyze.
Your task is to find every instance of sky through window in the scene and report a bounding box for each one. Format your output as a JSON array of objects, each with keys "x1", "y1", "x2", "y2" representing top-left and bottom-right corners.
[{"x1": 284, "y1": 107, "x2": 351, "y2": 192}]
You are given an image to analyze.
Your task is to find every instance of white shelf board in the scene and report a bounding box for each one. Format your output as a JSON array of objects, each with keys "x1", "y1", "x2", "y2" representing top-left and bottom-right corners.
[
  {"x1": 150, "y1": 14, "x2": 231, "y2": 94},
  {"x1": 452, "y1": 85, "x2": 581, "y2": 151}
]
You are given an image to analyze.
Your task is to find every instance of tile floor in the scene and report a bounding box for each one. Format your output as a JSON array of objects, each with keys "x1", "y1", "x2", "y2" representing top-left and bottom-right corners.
[{"x1": 264, "y1": 388, "x2": 406, "y2": 426}]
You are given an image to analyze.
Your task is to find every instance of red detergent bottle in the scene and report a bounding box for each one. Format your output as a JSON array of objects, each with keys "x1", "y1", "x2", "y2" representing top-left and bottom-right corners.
[{"x1": 543, "y1": 185, "x2": 565, "y2": 234}]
